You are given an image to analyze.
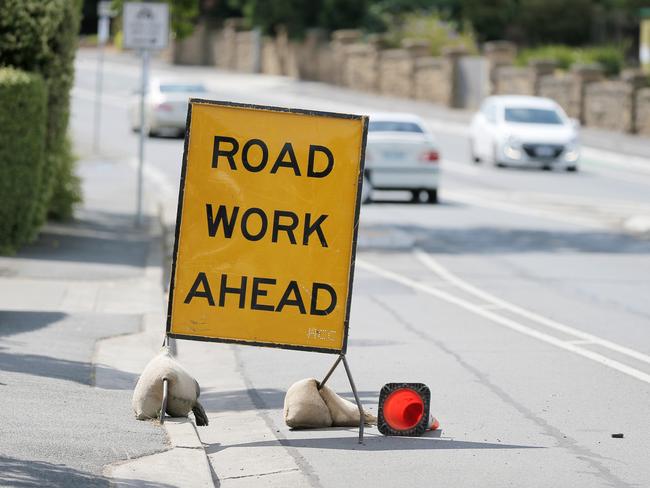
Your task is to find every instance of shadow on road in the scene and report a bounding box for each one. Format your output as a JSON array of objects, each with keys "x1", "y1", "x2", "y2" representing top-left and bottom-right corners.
[
  {"x1": 0, "y1": 455, "x2": 176, "y2": 488},
  {"x1": 0, "y1": 209, "x2": 151, "y2": 271},
  {"x1": 200, "y1": 388, "x2": 378, "y2": 412},
  {"x1": 204, "y1": 433, "x2": 541, "y2": 453},
  {"x1": 0, "y1": 311, "x2": 67, "y2": 337},
  {"x1": 360, "y1": 224, "x2": 650, "y2": 254}
]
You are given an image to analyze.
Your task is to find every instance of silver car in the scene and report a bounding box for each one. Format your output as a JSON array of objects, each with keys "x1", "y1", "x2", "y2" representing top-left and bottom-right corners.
[
  {"x1": 364, "y1": 113, "x2": 440, "y2": 204},
  {"x1": 129, "y1": 78, "x2": 209, "y2": 137}
]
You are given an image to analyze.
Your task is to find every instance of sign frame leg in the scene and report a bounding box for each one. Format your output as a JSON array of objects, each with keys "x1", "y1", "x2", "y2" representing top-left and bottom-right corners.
[{"x1": 318, "y1": 354, "x2": 365, "y2": 444}]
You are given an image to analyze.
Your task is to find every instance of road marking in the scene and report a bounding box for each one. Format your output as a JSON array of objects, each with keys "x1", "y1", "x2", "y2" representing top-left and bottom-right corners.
[
  {"x1": 356, "y1": 257, "x2": 650, "y2": 384},
  {"x1": 414, "y1": 249, "x2": 650, "y2": 366},
  {"x1": 443, "y1": 188, "x2": 603, "y2": 229},
  {"x1": 582, "y1": 147, "x2": 650, "y2": 176}
]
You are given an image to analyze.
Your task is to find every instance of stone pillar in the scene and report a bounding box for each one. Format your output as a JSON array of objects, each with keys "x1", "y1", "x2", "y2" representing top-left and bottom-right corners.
[
  {"x1": 483, "y1": 40, "x2": 516, "y2": 94},
  {"x1": 221, "y1": 18, "x2": 245, "y2": 70},
  {"x1": 622, "y1": 69, "x2": 649, "y2": 132},
  {"x1": 528, "y1": 59, "x2": 556, "y2": 95},
  {"x1": 443, "y1": 46, "x2": 468, "y2": 108},
  {"x1": 330, "y1": 29, "x2": 362, "y2": 85},
  {"x1": 298, "y1": 28, "x2": 328, "y2": 81},
  {"x1": 570, "y1": 64, "x2": 603, "y2": 122},
  {"x1": 636, "y1": 87, "x2": 650, "y2": 136}
]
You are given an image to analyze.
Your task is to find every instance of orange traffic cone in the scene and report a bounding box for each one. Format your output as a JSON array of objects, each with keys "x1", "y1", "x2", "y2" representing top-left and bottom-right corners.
[{"x1": 378, "y1": 383, "x2": 439, "y2": 436}]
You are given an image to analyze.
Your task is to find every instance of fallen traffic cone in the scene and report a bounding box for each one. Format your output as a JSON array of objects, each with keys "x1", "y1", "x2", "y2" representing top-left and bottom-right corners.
[{"x1": 377, "y1": 383, "x2": 439, "y2": 436}]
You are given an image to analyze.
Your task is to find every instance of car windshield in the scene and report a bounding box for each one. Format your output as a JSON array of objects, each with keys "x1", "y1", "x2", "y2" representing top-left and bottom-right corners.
[
  {"x1": 369, "y1": 121, "x2": 424, "y2": 133},
  {"x1": 504, "y1": 107, "x2": 563, "y2": 125},
  {"x1": 159, "y1": 84, "x2": 206, "y2": 93}
]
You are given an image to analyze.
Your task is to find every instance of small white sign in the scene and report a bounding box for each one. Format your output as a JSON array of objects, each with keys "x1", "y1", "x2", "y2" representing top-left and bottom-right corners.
[
  {"x1": 123, "y1": 2, "x2": 169, "y2": 50},
  {"x1": 98, "y1": 1, "x2": 117, "y2": 18},
  {"x1": 98, "y1": 16, "x2": 110, "y2": 44}
]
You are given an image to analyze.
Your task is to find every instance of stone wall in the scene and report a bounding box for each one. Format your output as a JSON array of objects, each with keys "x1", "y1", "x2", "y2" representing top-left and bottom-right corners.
[
  {"x1": 483, "y1": 41, "x2": 517, "y2": 94},
  {"x1": 378, "y1": 49, "x2": 417, "y2": 98},
  {"x1": 495, "y1": 66, "x2": 533, "y2": 95},
  {"x1": 539, "y1": 74, "x2": 574, "y2": 115},
  {"x1": 636, "y1": 87, "x2": 650, "y2": 136},
  {"x1": 343, "y1": 43, "x2": 379, "y2": 92},
  {"x1": 173, "y1": 21, "x2": 212, "y2": 66},
  {"x1": 584, "y1": 70, "x2": 647, "y2": 132},
  {"x1": 260, "y1": 28, "x2": 299, "y2": 78},
  {"x1": 171, "y1": 22, "x2": 650, "y2": 135},
  {"x1": 584, "y1": 81, "x2": 636, "y2": 132},
  {"x1": 414, "y1": 57, "x2": 452, "y2": 105},
  {"x1": 261, "y1": 37, "x2": 282, "y2": 75},
  {"x1": 330, "y1": 29, "x2": 361, "y2": 85},
  {"x1": 234, "y1": 29, "x2": 261, "y2": 73}
]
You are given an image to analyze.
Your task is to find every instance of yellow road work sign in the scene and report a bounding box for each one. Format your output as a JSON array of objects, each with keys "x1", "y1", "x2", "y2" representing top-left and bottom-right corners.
[{"x1": 166, "y1": 100, "x2": 368, "y2": 354}]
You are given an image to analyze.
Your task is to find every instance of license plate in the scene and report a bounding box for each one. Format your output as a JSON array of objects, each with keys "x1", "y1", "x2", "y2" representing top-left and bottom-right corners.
[
  {"x1": 383, "y1": 150, "x2": 405, "y2": 160},
  {"x1": 535, "y1": 146, "x2": 554, "y2": 157}
]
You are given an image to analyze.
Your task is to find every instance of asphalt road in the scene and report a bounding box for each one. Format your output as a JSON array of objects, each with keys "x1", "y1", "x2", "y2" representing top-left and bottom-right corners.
[{"x1": 71, "y1": 48, "x2": 650, "y2": 487}]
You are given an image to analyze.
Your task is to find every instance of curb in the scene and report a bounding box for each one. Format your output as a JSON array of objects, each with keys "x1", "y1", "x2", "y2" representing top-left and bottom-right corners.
[{"x1": 106, "y1": 418, "x2": 214, "y2": 488}]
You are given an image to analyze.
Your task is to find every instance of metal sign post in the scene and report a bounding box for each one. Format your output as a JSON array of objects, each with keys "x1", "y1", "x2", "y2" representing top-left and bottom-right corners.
[
  {"x1": 122, "y1": 2, "x2": 169, "y2": 226},
  {"x1": 93, "y1": 1, "x2": 116, "y2": 154},
  {"x1": 136, "y1": 49, "x2": 150, "y2": 226}
]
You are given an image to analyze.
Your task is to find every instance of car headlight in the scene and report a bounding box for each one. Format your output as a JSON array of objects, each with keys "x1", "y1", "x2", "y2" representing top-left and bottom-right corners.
[
  {"x1": 504, "y1": 136, "x2": 522, "y2": 159},
  {"x1": 506, "y1": 135, "x2": 522, "y2": 149}
]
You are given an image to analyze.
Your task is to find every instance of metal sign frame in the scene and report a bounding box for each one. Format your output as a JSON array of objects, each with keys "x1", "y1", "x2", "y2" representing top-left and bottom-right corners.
[
  {"x1": 163, "y1": 100, "x2": 369, "y2": 442},
  {"x1": 165, "y1": 99, "x2": 368, "y2": 355}
]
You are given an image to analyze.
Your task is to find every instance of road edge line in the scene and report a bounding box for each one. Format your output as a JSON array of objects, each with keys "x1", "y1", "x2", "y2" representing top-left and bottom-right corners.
[{"x1": 356, "y1": 258, "x2": 650, "y2": 384}]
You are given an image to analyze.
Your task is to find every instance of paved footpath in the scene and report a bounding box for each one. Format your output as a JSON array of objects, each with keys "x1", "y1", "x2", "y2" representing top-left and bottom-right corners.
[{"x1": 0, "y1": 157, "x2": 213, "y2": 487}]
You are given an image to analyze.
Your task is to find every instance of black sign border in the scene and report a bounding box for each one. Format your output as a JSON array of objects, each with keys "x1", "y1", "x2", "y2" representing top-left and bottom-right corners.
[{"x1": 165, "y1": 98, "x2": 368, "y2": 355}]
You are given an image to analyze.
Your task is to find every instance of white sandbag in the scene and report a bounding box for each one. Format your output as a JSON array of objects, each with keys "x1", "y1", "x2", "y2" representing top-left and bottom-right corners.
[
  {"x1": 283, "y1": 378, "x2": 332, "y2": 429},
  {"x1": 319, "y1": 384, "x2": 377, "y2": 427},
  {"x1": 132, "y1": 347, "x2": 208, "y2": 426}
]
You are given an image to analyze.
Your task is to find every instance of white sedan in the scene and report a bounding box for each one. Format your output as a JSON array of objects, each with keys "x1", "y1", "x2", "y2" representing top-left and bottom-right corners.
[
  {"x1": 129, "y1": 78, "x2": 210, "y2": 137},
  {"x1": 364, "y1": 113, "x2": 440, "y2": 203},
  {"x1": 470, "y1": 95, "x2": 580, "y2": 171}
]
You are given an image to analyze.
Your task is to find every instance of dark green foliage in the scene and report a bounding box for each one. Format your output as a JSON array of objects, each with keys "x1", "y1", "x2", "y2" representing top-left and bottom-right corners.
[
  {"x1": 0, "y1": 0, "x2": 83, "y2": 227},
  {"x1": 318, "y1": 0, "x2": 368, "y2": 31},
  {"x1": 517, "y1": 44, "x2": 626, "y2": 76},
  {"x1": 48, "y1": 136, "x2": 82, "y2": 220},
  {"x1": 231, "y1": 0, "x2": 321, "y2": 37},
  {"x1": 0, "y1": 68, "x2": 47, "y2": 254}
]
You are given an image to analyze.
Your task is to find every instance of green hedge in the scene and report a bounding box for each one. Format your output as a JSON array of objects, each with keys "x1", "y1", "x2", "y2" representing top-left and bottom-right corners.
[
  {"x1": 0, "y1": 0, "x2": 82, "y2": 225},
  {"x1": 0, "y1": 68, "x2": 47, "y2": 254},
  {"x1": 516, "y1": 44, "x2": 625, "y2": 77}
]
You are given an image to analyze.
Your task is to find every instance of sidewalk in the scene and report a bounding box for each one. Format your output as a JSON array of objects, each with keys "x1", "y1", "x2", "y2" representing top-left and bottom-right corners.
[{"x1": 0, "y1": 156, "x2": 211, "y2": 487}]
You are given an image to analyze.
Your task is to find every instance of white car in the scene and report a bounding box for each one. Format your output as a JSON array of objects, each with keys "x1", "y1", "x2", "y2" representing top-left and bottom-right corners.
[
  {"x1": 364, "y1": 113, "x2": 440, "y2": 203},
  {"x1": 129, "y1": 78, "x2": 209, "y2": 137},
  {"x1": 470, "y1": 95, "x2": 580, "y2": 171}
]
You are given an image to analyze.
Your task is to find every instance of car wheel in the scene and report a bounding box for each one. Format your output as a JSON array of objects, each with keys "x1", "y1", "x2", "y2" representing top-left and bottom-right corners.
[
  {"x1": 492, "y1": 144, "x2": 505, "y2": 168},
  {"x1": 542, "y1": 165, "x2": 552, "y2": 171},
  {"x1": 427, "y1": 189, "x2": 438, "y2": 204},
  {"x1": 470, "y1": 140, "x2": 480, "y2": 163},
  {"x1": 411, "y1": 190, "x2": 424, "y2": 203},
  {"x1": 566, "y1": 165, "x2": 578, "y2": 172}
]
